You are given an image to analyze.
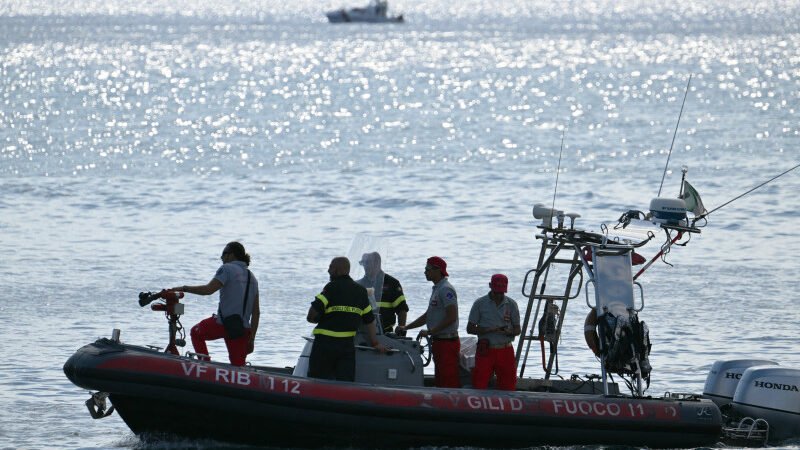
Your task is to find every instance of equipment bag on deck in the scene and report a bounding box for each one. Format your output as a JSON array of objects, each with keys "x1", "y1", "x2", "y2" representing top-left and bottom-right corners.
[{"x1": 598, "y1": 311, "x2": 652, "y2": 381}]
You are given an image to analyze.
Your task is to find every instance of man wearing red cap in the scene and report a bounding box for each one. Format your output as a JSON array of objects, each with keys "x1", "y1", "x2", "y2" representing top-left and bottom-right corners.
[
  {"x1": 466, "y1": 274, "x2": 521, "y2": 390},
  {"x1": 397, "y1": 256, "x2": 461, "y2": 388}
]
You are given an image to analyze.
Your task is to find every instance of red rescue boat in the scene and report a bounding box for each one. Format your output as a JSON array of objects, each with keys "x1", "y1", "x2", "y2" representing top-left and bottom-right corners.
[
  {"x1": 65, "y1": 182, "x2": 727, "y2": 447},
  {"x1": 64, "y1": 337, "x2": 720, "y2": 447}
]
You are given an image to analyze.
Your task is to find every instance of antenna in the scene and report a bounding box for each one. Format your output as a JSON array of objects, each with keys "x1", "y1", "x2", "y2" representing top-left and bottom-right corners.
[
  {"x1": 702, "y1": 161, "x2": 800, "y2": 218},
  {"x1": 657, "y1": 74, "x2": 692, "y2": 197},
  {"x1": 551, "y1": 126, "x2": 566, "y2": 213}
]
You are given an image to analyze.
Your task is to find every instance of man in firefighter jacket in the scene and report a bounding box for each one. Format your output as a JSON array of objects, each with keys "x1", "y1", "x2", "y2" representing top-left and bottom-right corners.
[
  {"x1": 356, "y1": 252, "x2": 409, "y2": 335},
  {"x1": 306, "y1": 256, "x2": 387, "y2": 381}
]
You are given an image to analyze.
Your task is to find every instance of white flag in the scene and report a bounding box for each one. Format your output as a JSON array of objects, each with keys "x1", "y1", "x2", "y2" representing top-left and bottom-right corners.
[{"x1": 681, "y1": 180, "x2": 707, "y2": 216}]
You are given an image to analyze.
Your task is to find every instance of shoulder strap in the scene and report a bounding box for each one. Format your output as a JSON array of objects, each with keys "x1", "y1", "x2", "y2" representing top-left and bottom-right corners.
[{"x1": 242, "y1": 269, "x2": 252, "y2": 316}]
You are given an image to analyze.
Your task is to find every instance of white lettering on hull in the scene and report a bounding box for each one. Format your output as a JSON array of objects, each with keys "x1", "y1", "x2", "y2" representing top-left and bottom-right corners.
[
  {"x1": 552, "y1": 399, "x2": 631, "y2": 417},
  {"x1": 181, "y1": 362, "x2": 208, "y2": 377},
  {"x1": 179, "y1": 362, "x2": 251, "y2": 386},
  {"x1": 466, "y1": 396, "x2": 523, "y2": 411}
]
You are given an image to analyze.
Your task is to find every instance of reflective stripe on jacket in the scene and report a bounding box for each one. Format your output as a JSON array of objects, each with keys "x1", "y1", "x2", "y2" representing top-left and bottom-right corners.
[{"x1": 311, "y1": 275, "x2": 375, "y2": 338}]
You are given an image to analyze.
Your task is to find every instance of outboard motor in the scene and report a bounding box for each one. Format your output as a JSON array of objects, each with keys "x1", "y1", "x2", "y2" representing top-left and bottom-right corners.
[
  {"x1": 731, "y1": 366, "x2": 800, "y2": 442},
  {"x1": 703, "y1": 359, "x2": 778, "y2": 407}
]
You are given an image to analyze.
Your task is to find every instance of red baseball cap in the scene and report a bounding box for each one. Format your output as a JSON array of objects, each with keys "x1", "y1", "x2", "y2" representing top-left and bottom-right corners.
[
  {"x1": 490, "y1": 274, "x2": 508, "y2": 293},
  {"x1": 426, "y1": 256, "x2": 448, "y2": 277}
]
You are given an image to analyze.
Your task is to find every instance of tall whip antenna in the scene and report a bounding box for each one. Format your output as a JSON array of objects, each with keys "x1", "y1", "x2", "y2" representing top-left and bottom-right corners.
[
  {"x1": 701, "y1": 161, "x2": 800, "y2": 218},
  {"x1": 658, "y1": 74, "x2": 692, "y2": 197},
  {"x1": 551, "y1": 127, "x2": 566, "y2": 212}
]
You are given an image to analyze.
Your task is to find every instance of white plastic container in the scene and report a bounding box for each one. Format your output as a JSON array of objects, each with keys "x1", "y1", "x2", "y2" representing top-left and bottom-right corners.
[
  {"x1": 649, "y1": 197, "x2": 687, "y2": 225},
  {"x1": 292, "y1": 337, "x2": 314, "y2": 377}
]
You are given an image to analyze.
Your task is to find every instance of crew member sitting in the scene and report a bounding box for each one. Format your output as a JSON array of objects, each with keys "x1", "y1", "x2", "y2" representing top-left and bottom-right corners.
[{"x1": 466, "y1": 274, "x2": 521, "y2": 390}]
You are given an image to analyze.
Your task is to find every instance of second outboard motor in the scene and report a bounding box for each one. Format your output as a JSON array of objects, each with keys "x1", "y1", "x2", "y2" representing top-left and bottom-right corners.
[
  {"x1": 703, "y1": 359, "x2": 778, "y2": 407},
  {"x1": 731, "y1": 366, "x2": 800, "y2": 442}
]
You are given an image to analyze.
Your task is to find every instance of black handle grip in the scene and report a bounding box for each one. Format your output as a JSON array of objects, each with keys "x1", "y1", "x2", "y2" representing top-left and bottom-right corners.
[{"x1": 138, "y1": 291, "x2": 162, "y2": 307}]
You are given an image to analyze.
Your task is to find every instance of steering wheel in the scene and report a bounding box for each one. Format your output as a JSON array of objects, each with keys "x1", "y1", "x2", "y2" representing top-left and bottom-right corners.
[{"x1": 416, "y1": 334, "x2": 432, "y2": 367}]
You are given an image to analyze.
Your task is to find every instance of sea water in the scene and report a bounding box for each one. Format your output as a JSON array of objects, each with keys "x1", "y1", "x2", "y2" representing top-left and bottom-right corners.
[{"x1": 1, "y1": 0, "x2": 799, "y2": 448}]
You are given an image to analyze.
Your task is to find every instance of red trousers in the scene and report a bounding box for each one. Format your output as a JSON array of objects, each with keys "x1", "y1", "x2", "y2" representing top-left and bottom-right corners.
[
  {"x1": 191, "y1": 316, "x2": 250, "y2": 366},
  {"x1": 432, "y1": 339, "x2": 461, "y2": 388},
  {"x1": 472, "y1": 345, "x2": 517, "y2": 390}
]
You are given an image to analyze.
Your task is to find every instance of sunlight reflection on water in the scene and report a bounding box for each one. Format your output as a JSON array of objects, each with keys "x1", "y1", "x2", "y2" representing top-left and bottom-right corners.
[{"x1": 2, "y1": 1, "x2": 800, "y2": 448}]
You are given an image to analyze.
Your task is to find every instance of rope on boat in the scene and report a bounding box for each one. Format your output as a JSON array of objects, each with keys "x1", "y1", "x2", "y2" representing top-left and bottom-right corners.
[{"x1": 697, "y1": 161, "x2": 800, "y2": 222}]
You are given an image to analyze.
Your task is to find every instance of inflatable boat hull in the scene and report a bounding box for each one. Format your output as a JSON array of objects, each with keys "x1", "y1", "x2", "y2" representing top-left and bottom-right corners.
[{"x1": 64, "y1": 339, "x2": 722, "y2": 447}]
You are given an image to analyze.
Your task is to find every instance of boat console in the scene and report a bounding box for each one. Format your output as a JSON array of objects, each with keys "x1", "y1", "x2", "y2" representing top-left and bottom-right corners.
[{"x1": 292, "y1": 331, "x2": 427, "y2": 387}]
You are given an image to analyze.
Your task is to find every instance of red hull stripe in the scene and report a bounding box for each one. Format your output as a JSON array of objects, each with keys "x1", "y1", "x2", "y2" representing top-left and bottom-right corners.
[{"x1": 100, "y1": 355, "x2": 680, "y2": 420}]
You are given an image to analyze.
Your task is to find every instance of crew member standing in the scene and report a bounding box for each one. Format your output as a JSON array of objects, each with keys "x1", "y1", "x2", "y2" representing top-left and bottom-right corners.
[
  {"x1": 172, "y1": 241, "x2": 260, "y2": 367},
  {"x1": 356, "y1": 252, "x2": 409, "y2": 335},
  {"x1": 397, "y1": 256, "x2": 460, "y2": 388},
  {"x1": 306, "y1": 256, "x2": 387, "y2": 381},
  {"x1": 466, "y1": 274, "x2": 521, "y2": 390}
]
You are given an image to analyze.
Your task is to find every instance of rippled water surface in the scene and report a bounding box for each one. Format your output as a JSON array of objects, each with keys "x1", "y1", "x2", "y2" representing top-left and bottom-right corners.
[{"x1": 1, "y1": 0, "x2": 799, "y2": 448}]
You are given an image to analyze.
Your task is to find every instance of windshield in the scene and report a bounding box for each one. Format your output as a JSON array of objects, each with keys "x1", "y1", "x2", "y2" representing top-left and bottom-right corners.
[{"x1": 347, "y1": 233, "x2": 390, "y2": 303}]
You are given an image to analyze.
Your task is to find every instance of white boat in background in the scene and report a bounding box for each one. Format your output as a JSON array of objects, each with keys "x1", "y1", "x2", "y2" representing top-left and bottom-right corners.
[{"x1": 326, "y1": 0, "x2": 404, "y2": 23}]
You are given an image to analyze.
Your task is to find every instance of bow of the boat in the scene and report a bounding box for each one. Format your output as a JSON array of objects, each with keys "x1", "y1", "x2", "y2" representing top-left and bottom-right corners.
[{"x1": 63, "y1": 339, "x2": 125, "y2": 389}]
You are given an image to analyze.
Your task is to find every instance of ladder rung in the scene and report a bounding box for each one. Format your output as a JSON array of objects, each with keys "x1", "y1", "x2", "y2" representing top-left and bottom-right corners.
[{"x1": 529, "y1": 294, "x2": 570, "y2": 301}]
